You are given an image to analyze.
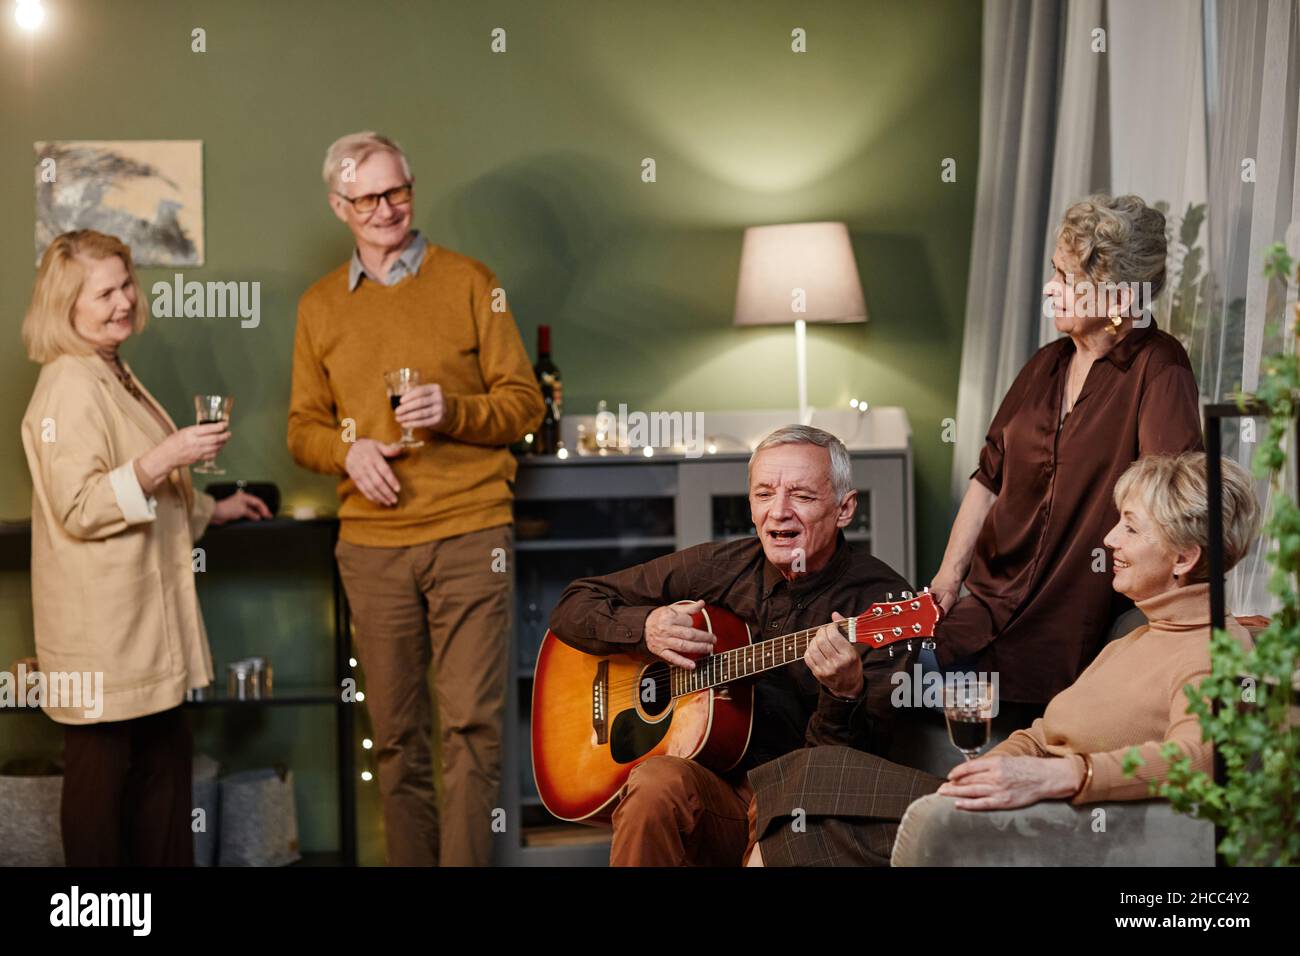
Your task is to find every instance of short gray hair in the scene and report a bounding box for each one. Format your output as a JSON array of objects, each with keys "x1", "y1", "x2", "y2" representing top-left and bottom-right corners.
[
  {"x1": 749, "y1": 425, "x2": 853, "y2": 502},
  {"x1": 321, "y1": 131, "x2": 413, "y2": 192},
  {"x1": 1113, "y1": 452, "x2": 1261, "y2": 580},
  {"x1": 1058, "y1": 193, "x2": 1168, "y2": 303}
]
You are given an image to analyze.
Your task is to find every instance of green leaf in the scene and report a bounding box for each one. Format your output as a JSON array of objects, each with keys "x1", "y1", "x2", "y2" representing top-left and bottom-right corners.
[{"x1": 1156, "y1": 236, "x2": 1300, "y2": 865}]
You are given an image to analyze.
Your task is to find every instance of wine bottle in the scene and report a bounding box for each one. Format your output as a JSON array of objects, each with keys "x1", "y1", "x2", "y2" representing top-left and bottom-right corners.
[{"x1": 532, "y1": 325, "x2": 562, "y2": 455}]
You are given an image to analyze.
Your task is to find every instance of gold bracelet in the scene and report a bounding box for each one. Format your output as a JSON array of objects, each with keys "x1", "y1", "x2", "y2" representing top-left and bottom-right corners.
[{"x1": 1070, "y1": 753, "x2": 1093, "y2": 800}]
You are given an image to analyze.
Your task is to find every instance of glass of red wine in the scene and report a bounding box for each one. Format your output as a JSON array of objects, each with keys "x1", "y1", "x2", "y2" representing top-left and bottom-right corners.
[
  {"x1": 943, "y1": 676, "x2": 995, "y2": 761},
  {"x1": 193, "y1": 394, "x2": 233, "y2": 475},
  {"x1": 383, "y1": 368, "x2": 425, "y2": 449}
]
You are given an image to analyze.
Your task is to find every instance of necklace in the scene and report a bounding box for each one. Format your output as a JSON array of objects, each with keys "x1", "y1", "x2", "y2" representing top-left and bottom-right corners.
[
  {"x1": 109, "y1": 356, "x2": 137, "y2": 395},
  {"x1": 99, "y1": 353, "x2": 176, "y2": 443},
  {"x1": 102, "y1": 353, "x2": 149, "y2": 405}
]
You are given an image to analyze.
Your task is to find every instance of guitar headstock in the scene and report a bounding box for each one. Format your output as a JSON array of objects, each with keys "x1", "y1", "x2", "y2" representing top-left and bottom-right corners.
[{"x1": 847, "y1": 589, "x2": 941, "y2": 649}]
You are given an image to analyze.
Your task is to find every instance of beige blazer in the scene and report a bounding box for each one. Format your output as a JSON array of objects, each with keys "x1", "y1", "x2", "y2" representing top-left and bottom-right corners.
[{"x1": 20, "y1": 353, "x2": 216, "y2": 725}]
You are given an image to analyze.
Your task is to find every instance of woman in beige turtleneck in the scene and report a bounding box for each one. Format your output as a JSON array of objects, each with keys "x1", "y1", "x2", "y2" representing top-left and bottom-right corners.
[{"x1": 745, "y1": 451, "x2": 1260, "y2": 866}]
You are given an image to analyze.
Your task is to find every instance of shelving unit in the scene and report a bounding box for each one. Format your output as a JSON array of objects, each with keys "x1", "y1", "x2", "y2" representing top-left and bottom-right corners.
[{"x1": 0, "y1": 517, "x2": 357, "y2": 867}]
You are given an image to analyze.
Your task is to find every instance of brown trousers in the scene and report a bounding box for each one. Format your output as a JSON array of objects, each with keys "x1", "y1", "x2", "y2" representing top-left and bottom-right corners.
[
  {"x1": 610, "y1": 755, "x2": 752, "y2": 866},
  {"x1": 335, "y1": 523, "x2": 512, "y2": 867},
  {"x1": 61, "y1": 706, "x2": 194, "y2": 866}
]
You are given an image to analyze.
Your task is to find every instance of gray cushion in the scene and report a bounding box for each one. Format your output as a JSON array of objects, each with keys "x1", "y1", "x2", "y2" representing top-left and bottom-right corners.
[
  {"x1": 890, "y1": 793, "x2": 1214, "y2": 866},
  {"x1": 0, "y1": 774, "x2": 64, "y2": 866}
]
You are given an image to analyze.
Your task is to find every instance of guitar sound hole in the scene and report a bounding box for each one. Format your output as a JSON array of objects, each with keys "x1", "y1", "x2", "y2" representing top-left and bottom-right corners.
[{"x1": 637, "y1": 663, "x2": 672, "y2": 717}]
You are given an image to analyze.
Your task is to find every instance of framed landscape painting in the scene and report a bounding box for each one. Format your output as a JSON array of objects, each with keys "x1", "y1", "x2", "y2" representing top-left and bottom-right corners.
[{"x1": 34, "y1": 139, "x2": 204, "y2": 266}]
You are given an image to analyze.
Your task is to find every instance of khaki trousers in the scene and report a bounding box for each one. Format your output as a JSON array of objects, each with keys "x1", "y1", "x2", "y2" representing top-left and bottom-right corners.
[
  {"x1": 335, "y1": 523, "x2": 512, "y2": 866},
  {"x1": 610, "y1": 755, "x2": 752, "y2": 866}
]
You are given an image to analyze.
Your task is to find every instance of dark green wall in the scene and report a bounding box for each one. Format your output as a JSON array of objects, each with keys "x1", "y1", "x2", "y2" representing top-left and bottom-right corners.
[{"x1": 0, "y1": 0, "x2": 981, "y2": 861}]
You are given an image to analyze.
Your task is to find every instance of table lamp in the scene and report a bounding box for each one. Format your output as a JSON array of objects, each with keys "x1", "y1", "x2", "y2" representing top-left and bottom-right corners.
[{"x1": 732, "y1": 221, "x2": 867, "y2": 425}]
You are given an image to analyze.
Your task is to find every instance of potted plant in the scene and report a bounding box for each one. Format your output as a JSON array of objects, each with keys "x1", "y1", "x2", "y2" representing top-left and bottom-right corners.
[{"x1": 1124, "y1": 241, "x2": 1300, "y2": 865}]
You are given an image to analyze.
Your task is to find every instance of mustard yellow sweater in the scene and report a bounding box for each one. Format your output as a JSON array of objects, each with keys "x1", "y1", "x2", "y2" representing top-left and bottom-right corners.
[
  {"x1": 288, "y1": 245, "x2": 545, "y2": 546},
  {"x1": 989, "y1": 582, "x2": 1252, "y2": 803}
]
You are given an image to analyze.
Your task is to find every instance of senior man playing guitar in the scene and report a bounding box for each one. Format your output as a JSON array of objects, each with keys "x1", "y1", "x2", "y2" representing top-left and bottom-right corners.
[{"x1": 547, "y1": 424, "x2": 934, "y2": 866}]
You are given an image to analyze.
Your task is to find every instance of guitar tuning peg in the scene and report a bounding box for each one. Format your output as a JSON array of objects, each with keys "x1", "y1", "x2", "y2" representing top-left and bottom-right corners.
[
  {"x1": 921, "y1": 586, "x2": 930, "y2": 593},
  {"x1": 906, "y1": 640, "x2": 914, "y2": 652},
  {"x1": 888, "y1": 645, "x2": 895, "y2": 658},
  {"x1": 901, "y1": 590, "x2": 913, "y2": 599},
  {"x1": 921, "y1": 639, "x2": 937, "y2": 650}
]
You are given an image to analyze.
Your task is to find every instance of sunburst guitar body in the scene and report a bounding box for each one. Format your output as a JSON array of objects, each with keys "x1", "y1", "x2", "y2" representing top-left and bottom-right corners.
[{"x1": 531, "y1": 592, "x2": 940, "y2": 823}]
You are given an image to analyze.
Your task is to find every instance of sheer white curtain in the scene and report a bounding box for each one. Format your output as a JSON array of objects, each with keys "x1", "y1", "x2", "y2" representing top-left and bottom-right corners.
[
  {"x1": 1197, "y1": 0, "x2": 1300, "y2": 614},
  {"x1": 1138, "y1": 0, "x2": 1300, "y2": 614},
  {"x1": 1036, "y1": 0, "x2": 1110, "y2": 345},
  {"x1": 953, "y1": 0, "x2": 1300, "y2": 614},
  {"x1": 950, "y1": 0, "x2": 1067, "y2": 505}
]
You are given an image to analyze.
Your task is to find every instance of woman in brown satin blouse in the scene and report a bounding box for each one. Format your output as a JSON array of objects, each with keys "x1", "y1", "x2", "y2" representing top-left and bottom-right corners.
[{"x1": 928, "y1": 195, "x2": 1202, "y2": 706}]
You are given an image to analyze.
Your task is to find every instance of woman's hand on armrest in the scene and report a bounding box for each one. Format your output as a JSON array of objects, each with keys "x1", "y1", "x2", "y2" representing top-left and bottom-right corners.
[{"x1": 936, "y1": 754, "x2": 1084, "y2": 811}]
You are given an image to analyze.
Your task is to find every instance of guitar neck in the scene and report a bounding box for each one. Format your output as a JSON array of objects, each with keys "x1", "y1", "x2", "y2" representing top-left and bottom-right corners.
[
  {"x1": 668, "y1": 624, "x2": 822, "y2": 698},
  {"x1": 668, "y1": 616, "x2": 906, "y2": 698}
]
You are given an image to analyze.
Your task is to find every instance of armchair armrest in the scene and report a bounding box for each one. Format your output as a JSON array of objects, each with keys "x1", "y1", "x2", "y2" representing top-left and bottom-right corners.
[{"x1": 890, "y1": 793, "x2": 1214, "y2": 866}]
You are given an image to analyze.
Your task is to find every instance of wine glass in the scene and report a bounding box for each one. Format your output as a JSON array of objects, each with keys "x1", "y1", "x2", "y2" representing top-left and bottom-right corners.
[
  {"x1": 384, "y1": 368, "x2": 425, "y2": 449},
  {"x1": 193, "y1": 395, "x2": 233, "y2": 475},
  {"x1": 943, "y1": 676, "x2": 995, "y2": 761}
]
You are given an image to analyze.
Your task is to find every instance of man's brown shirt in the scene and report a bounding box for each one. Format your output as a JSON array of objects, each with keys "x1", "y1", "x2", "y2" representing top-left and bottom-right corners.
[{"x1": 549, "y1": 531, "x2": 915, "y2": 770}]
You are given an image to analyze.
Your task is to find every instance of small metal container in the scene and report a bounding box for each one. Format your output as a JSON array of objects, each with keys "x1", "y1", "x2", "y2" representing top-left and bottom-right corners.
[
  {"x1": 227, "y1": 660, "x2": 254, "y2": 700},
  {"x1": 245, "y1": 656, "x2": 272, "y2": 698}
]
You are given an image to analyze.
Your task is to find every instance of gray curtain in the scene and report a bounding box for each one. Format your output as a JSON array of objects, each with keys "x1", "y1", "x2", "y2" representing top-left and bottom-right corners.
[
  {"x1": 1037, "y1": 0, "x2": 1110, "y2": 346},
  {"x1": 1203, "y1": 0, "x2": 1300, "y2": 614},
  {"x1": 949, "y1": 0, "x2": 1068, "y2": 506},
  {"x1": 951, "y1": 0, "x2": 1300, "y2": 613}
]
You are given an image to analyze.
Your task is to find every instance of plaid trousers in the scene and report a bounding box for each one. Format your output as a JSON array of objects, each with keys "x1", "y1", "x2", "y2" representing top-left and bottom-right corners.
[{"x1": 748, "y1": 745, "x2": 943, "y2": 866}]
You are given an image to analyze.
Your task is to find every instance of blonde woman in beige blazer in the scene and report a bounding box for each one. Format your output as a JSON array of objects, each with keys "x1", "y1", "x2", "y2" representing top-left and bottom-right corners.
[{"x1": 19, "y1": 229, "x2": 271, "y2": 866}]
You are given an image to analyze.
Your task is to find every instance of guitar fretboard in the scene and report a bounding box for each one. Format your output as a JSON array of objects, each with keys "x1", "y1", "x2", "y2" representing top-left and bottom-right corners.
[{"x1": 668, "y1": 617, "x2": 912, "y2": 697}]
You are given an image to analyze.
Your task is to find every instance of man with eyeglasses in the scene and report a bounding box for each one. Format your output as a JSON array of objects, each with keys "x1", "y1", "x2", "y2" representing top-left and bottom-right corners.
[{"x1": 288, "y1": 131, "x2": 545, "y2": 866}]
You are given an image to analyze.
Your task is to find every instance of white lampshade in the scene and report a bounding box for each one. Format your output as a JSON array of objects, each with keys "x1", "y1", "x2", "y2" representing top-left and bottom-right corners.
[{"x1": 732, "y1": 221, "x2": 867, "y2": 327}]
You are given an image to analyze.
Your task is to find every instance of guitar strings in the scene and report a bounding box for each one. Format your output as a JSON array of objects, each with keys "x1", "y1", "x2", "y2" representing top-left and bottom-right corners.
[
  {"x1": 595, "y1": 619, "x2": 845, "y2": 695},
  {"x1": 540, "y1": 619, "x2": 910, "y2": 724},
  {"x1": 541, "y1": 615, "x2": 928, "y2": 724},
  {"x1": 590, "y1": 618, "x2": 903, "y2": 696}
]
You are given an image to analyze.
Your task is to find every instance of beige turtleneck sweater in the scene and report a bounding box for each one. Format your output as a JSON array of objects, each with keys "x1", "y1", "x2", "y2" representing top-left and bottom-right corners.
[{"x1": 989, "y1": 582, "x2": 1252, "y2": 803}]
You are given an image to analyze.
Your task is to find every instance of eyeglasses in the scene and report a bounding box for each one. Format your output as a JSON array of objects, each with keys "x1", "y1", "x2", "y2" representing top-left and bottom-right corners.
[{"x1": 334, "y1": 183, "x2": 413, "y2": 214}]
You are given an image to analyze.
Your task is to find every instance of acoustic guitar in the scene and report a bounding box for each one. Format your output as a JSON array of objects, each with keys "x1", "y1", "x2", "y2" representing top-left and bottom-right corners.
[{"x1": 531, "y1": 591, "x2": 940, "y2": 822}]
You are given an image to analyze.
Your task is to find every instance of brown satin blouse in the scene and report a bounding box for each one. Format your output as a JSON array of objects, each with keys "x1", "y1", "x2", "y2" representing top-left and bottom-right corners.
[{"x1": 937, "y1": 320, "x2": 1203, "y2": 703}]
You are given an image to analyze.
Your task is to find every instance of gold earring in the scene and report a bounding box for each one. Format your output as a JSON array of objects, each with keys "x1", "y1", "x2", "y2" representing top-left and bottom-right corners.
[{"x1": 1105, "y1": 313, "x2": 1123, "y2": 336}]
